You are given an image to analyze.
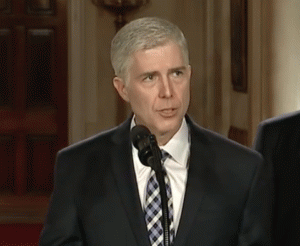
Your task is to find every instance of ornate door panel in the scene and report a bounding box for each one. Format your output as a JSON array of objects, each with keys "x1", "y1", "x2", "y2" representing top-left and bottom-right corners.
[{"x1": 0, "y1": 0, "x2": 67, "y2": 223}]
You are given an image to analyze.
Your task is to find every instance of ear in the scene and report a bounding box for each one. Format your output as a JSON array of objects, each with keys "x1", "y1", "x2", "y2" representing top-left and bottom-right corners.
[
  {"x1": 113, "y1": 77, "x2": 129, "y2": 102},
  {"x1": 187, "y1": 65, "x2": 192, "y2": 79}
]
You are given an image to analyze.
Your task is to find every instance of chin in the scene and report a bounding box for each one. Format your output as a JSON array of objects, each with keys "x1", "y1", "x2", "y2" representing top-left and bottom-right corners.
[{"x1": 155, "y1": 121, "x2": 181, "y2": 135}]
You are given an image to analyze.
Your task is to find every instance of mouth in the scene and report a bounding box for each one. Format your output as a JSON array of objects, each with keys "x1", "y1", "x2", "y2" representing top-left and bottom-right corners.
[{"x1": 158, "y1": 108, "x2": 177, "y2": 117}]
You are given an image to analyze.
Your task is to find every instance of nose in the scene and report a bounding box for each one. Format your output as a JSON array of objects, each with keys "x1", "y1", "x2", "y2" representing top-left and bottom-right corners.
[{"x1": 159, "y1": 76, "x2": 173, "y2": 98}]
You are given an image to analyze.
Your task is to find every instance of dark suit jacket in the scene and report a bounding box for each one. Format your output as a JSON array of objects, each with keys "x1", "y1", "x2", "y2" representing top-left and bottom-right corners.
[
  {"x1": 253, "y1": 111, "x2": 300, "y2": 246},
  {"x1": 40, "y1": 116, "x2": 272, "y2": 245}
]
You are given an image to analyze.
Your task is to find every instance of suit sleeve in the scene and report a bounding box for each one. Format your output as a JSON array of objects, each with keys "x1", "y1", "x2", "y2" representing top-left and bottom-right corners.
[
  {"x1": 238, "y1": 154, "x2": 274, "y2": 246},
  {"x1": 39, "y1": 150, "x2": 84, "y2": 246}
]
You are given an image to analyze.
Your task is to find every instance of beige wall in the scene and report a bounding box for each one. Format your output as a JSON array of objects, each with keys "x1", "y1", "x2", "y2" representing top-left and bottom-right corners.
[
  {"x1": 266, "y1": 0, "x2": 300, "y2": 117},
  {"x1": 248, "y1": 0, "x2": 300, "y2": 141},
  {"x1": 68, "y1": 0, "x2": 300, "y2": 146}
]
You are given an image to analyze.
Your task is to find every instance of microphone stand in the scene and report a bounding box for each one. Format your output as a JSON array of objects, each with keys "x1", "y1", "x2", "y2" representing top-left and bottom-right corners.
[{"x1": 149, "y1": 135, "x2": 171, "y2": 246}]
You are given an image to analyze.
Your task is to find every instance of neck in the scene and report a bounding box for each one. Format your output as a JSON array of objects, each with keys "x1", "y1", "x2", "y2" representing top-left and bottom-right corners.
[
  {"x1": 156, "y1": 133, "x2": 173, "y2": 146},
  {"x1": 154, "y1": 125, "x2": 182, "y2": 146},
  {"x1": 132, "y1": 116, "x2": 184, "y2": 146}
]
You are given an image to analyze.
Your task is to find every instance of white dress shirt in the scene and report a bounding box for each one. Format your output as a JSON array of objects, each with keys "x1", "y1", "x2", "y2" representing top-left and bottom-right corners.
[{"x1": 131, "y1": 118, "x2": 190, "y2": 233}]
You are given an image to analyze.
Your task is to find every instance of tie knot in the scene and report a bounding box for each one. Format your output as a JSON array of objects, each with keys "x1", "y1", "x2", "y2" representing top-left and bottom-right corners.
[{"x1": 161, "y1": 149, "x2": 170, "y2": 163}]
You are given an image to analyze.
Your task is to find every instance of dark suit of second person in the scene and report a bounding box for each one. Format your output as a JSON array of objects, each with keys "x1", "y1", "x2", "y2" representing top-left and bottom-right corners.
[{"x1": 253, "y1": 110, "x2": 300, "y2": 245}]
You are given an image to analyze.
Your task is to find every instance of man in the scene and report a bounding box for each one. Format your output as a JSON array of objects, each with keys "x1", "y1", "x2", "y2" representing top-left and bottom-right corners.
[
  {"x1": 40, "y1": 17, "x2": 272, "y2": 245},
  {"x1": 253, "y1": 110, "x2": 300, "y2": 245}
]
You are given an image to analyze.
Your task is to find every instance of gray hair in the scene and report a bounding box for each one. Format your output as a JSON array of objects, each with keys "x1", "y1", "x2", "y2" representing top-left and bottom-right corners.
[{"x1": 110, "y1": 17, "x2": 189, "y2": 81}]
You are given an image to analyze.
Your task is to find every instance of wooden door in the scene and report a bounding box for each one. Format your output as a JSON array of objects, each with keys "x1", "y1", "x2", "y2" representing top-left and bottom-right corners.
[{"x1": 0, "y1": 0, "x2": 68, "y2": 223}]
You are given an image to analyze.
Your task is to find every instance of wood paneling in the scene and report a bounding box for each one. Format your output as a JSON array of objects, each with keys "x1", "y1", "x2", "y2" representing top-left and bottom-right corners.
[
  {"x1": 26, "y1": 29, "x2": 55, "y2": 108},
  {"x1": 0, "y1": 0, "x2": 11, "y2": 14},
  {"x1": 228, "y1": 126, "x2": 248, "y2": 146},
  {"x1": 26, "y1": 135, "x2": 57, "y2": 193},
  {"x1": 0, "y1": 135, "x2": 15, "y2": 193},
  {"x1": 27, "y1": 0, "x2": 55, "y2": 15},
  {"x1": 231, "y1": 0, "x2": 247, "y2": 92},
  {"x1": 0, "y1": 29, "x2": 13, "y2": 107},
  {"x1": 0, "y1": 0, "x2": 67, "y2": 223}
]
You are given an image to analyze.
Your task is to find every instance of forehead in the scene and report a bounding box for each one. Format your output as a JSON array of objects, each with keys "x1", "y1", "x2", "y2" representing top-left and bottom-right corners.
[{"x1": 131, "y1": 42, "x2": 185, "y2": 68}]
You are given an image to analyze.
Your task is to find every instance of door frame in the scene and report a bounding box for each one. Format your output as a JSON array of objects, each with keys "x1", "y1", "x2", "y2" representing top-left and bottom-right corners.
[{"x1": 68, "y1": 0, "x2": 86, "y2": 145}]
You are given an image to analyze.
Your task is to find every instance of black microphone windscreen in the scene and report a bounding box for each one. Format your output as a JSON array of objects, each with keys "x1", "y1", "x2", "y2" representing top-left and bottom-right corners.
[{"x1": 130, "y1": 125, "x2": 151, "y2": 150}]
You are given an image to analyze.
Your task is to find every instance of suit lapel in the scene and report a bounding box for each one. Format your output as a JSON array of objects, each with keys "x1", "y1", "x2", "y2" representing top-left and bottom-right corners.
[
  {"x1": 174, "y1": 118, "x2": 215, "y2": 246},
  {"x1": 110, "y1": 117, "x2": 216, "y2": 246},
  {"x1": 111, "y1": 119, "x2": 150, "y2": 246}
]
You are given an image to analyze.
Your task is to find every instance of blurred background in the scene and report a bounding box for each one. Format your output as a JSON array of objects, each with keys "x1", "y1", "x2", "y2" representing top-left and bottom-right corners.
[{"x1": 0, "y1": 0, "x2": 300, "y2": 244}]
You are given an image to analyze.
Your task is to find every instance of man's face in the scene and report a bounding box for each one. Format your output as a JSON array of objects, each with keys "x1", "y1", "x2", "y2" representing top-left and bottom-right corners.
[{"x1": 114, "y1": 41, "x2": 191, "y2": 145}]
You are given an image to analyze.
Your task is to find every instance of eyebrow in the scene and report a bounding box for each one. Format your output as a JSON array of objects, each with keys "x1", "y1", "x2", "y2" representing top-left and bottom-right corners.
[
  {"x1": 169, "y1": 66, "x2": 188, "y2": 72},
  {"x1": 137, "y1": 66, "x2": 188, "y2": 79},
  {"x1": 137, "y1": 71, "x2": 158, "y2": 80}
]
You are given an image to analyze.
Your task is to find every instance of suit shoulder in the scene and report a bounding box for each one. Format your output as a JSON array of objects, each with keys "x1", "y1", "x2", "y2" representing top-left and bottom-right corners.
[
  {"x1": 57, "y1": 117, "x2": 131, "y2": 159},
  {"x1": 191, "y1": 121, "x2": 262, "y2": 162},
  {"x1": 57, "y1": 125, "x2": 121, "y2": 158},
  {"x1": 258, "y1": 110, "x2": 300, "y2": 129}
]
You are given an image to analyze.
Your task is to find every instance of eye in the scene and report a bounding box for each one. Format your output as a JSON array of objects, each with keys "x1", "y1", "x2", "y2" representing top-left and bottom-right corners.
[
  {"x1": 143, "y1": 73, "x2": 155, "y2": 81},
  {"x1": 173, "y1": 70, "x2": 183, "y2": 77}
]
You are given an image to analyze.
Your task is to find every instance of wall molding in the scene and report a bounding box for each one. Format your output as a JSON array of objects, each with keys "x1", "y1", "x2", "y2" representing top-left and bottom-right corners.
[
  {"x1": 248, "y1": 0, "x2": 263, "y2": 144},
  {"x1": 68, "y1": 0, "x2": 86, "y2": 144}
]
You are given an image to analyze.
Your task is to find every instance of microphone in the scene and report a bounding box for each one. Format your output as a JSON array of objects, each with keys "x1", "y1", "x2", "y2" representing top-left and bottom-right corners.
[
  {"x1": 130, "y1": 125, "x2": 162, "y2": 172},
  {"x1": 130, "y1": 125, "x2": 171, "y2": 246}
]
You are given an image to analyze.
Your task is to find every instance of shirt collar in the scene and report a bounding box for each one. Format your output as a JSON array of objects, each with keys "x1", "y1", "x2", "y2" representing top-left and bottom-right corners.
[{"x1": 130, "y1": 116, "x2": 190, "y2": 167}]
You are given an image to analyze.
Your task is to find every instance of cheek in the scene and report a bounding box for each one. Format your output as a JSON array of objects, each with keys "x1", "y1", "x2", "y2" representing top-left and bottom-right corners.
[
  {"x1": 185, "y1": 88, "x2": 190, "y2": 103},
  {"x1": 127, "y1": 89, "x2": 152, "y2": 111},
  {"x1": 180, "y1": 84, "x2": 190, "y2": 104}
]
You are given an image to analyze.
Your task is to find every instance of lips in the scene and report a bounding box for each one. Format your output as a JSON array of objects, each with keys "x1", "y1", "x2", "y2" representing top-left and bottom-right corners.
[{"x1": 158, "y1": 108, "x2": 177, "y2": 117}]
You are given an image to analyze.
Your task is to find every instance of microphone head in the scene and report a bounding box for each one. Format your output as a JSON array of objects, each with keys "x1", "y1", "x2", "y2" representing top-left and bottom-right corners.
[
  {"x1": 130, "y1": 125, "x2": 151, "y2": 150},
  {"x1": 130, "y1": 125, "x2": 155, "y2": 167}
]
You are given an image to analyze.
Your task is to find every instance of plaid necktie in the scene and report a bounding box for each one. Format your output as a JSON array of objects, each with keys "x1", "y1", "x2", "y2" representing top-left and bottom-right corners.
[{"x1": 144, "y1": 150, "x2": 175, "y2": 246}]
